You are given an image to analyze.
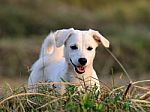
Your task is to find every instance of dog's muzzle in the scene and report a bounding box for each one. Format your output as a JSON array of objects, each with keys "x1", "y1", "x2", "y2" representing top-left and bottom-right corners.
[{"x1": 70, "y1": 59, "x2": 86, "y2": 74}]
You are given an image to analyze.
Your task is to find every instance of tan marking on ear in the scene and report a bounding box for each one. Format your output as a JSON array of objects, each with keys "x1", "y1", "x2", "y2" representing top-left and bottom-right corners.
[
  {"x1": 93, "y1": 34, "x2": 101, "y2": 43},
  {"x1": 89, "y1": 29, "x2": 110, "y2": 48}
]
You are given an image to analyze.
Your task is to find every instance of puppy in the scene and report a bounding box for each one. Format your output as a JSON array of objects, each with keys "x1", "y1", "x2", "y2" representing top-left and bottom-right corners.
[{"x1": 28, "y1": 28, "x2": 110, "y2": 92}]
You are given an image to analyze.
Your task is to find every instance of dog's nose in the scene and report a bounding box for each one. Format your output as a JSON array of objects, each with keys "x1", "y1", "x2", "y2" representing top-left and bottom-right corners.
[{"x1": 78, "y1": 58, "x2": 87, "y2": 66}]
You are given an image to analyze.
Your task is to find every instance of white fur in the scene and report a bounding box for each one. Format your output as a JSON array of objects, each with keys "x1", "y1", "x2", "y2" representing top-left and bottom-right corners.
[{"x1": 28, "y1": 28, "x2": 110, "y2": 92}]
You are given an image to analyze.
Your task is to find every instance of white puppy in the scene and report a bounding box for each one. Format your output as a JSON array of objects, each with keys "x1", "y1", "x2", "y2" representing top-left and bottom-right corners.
[{"x1": 28, "y1": 28, "x2": 110, "y2": 92}]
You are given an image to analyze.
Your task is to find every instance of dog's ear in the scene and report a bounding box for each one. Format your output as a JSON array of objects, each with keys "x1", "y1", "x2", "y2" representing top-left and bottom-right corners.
[
  {"x1": 54, "y1": 28, "x2": 74, "y2": 47},
  {"x1": 89, "y1": 29, "x2": 110, "y2": 48}
]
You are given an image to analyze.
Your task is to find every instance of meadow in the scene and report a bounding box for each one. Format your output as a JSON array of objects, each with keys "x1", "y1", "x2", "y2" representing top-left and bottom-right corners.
[{"x1": 0, "y1": 0, "x2": 150, "y2": 111}]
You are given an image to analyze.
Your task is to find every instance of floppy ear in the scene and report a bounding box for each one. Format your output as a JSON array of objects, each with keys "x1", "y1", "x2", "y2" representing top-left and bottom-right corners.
[
  {"x1": 89, "y1": 29, "x2": 110, "y2": 48},
  {"x1": 54, "y1": 28, "x2": 74, "y2": 47}
]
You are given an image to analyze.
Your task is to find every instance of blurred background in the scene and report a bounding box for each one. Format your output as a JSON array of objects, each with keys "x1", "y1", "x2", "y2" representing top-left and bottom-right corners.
[{"x1": 0, "y1": 0, "x2": 150, "y2": 87}]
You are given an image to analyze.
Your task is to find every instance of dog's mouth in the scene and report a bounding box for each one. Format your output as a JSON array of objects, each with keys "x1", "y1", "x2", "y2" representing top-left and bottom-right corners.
[{"x1": 70, "y1": 59, "x2": 86, "y2": 74}]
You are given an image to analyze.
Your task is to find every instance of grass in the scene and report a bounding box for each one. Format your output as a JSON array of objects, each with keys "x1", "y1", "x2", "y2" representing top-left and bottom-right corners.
[
  {"x1": 0, "y1": 79, "x2": 150, "y2": 111},
  {"x1": 0, "y1": 1, "x2": 149, "y2": 111},
  {"x1": 0, "y1": 49, "x2": 150, "y2": 112}
]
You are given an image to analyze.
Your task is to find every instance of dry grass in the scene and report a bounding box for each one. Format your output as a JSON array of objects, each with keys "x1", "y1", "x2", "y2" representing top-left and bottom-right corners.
[
  {"x1": 0, "y1": 79, "x2": 150, "y2": 111},
  {"x1": 0, "y1": 43, "x2": 150, "y2": 111}
]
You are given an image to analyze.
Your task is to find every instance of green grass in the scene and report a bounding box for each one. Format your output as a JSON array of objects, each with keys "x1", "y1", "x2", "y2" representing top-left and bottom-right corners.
[
  {"x1": 0, "y1": 48, "x2": 150, "y2": 111},
  {"x1": 0, "y1": 1, "x2": 150, "y2": 110},
  {"x1": 0, "y1": 34, "x2": 150, "y2": 111},
  {"x1": 0, "y1": 79, "x2": 150, "y2": 111}
]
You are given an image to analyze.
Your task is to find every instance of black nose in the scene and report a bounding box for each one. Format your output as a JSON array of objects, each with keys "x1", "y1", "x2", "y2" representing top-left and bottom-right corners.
[{"x1": 78, "y1": 58, "x2": 87, "y2": 66}]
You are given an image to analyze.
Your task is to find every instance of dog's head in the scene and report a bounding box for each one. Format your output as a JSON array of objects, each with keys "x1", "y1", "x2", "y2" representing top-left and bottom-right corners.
[{"x1": 54, "y1": 28, "x2": 110, "y2": 74}]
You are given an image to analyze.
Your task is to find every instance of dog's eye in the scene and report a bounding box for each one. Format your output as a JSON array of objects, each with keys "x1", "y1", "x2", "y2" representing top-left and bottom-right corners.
[
  {"x1": 87, "y1": 46, "x2": 93, "y2": 51},
  {"x1": 70, "y1": 45, "x2": 78, "y2": 50}
]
